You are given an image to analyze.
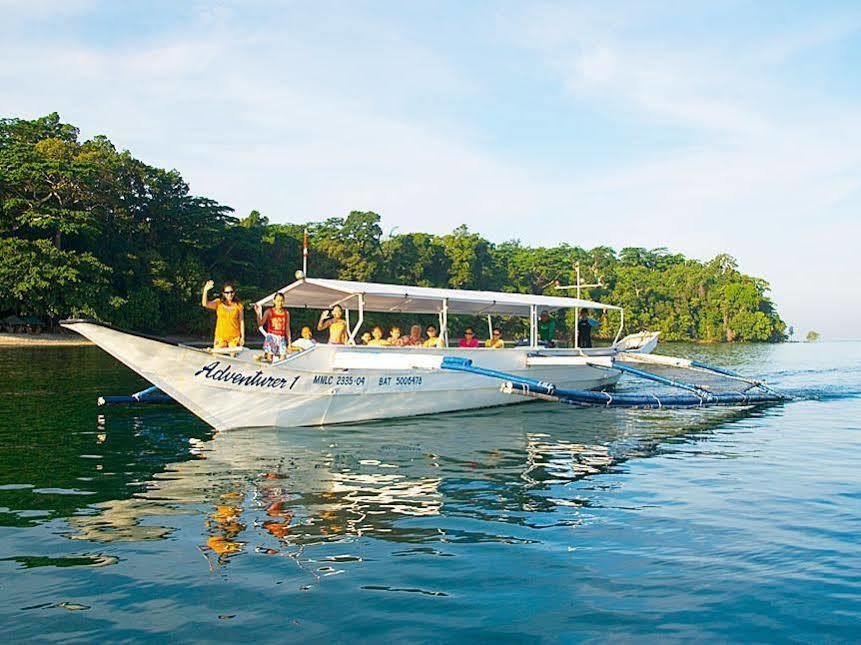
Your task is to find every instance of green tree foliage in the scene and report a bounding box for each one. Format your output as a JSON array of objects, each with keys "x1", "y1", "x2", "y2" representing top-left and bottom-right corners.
[
  {"x1": 805, "y1": 331, "x2": 820, "y2": 342},
  {"x1": 0, "y1": 114, "x2": 787, "y2": 342}
]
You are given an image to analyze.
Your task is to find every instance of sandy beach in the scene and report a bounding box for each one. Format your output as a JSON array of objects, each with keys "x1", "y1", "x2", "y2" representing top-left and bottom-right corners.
[
  {"x1": 0, "y1": 333, "x2": 216, "y2": 348},
  {"x1": 0, "y1": 333, "x2": 94, "y2": 347}
]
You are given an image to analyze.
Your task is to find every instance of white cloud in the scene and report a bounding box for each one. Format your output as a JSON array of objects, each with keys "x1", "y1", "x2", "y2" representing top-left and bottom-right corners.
[{"x1": 1, "y1": 1, "x2": 859, "y2": 336}]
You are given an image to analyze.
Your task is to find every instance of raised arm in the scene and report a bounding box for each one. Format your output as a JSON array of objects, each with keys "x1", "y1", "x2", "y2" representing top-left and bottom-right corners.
[
  {"x1": 317, "y1": 310, "x2": 331, "y2": 331},
  {"x1": 201, "y1": 279, "x2": 215, "y2": 308},
  {"x1": 254, "y1": 303, "x2": 267, "y2": 327}
]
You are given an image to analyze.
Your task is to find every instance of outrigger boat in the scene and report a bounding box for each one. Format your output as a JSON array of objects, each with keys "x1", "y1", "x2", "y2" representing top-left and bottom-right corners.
[{"x1": 63, "y1": 277, "x2": 786, "y2": 431}]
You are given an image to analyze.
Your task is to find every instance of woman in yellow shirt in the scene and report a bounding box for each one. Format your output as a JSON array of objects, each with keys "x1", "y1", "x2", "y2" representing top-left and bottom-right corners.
[
  {"x1": 317, "y1": 305, "x2": 349, "y2": 344},
  {"x1": 202, "y1": 280, "x2": 245, "y2": 348},
  {"x1": 485, "y1": 328, "x2": 505, "y2": 349},
  {"x1": 423, "y1": 324, "x2": 444, "y2": 348}
]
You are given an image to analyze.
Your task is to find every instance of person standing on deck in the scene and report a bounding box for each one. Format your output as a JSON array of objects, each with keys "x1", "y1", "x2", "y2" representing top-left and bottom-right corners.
[
  {"x1": 317, "y1": 305, "x2": 349, "y2": 344},
  {"x1": 254, "y1": 292, "x2": 291, "y2": 362},
  {"x1": 201, "y1": 280, "x2": 244, "y2": 349},
  {"x1": 538, "y1": 311, "x2": 556, "y2": 347},
  {"x1": 577, "y1": 309, "x2": 600, "y2": 348}
]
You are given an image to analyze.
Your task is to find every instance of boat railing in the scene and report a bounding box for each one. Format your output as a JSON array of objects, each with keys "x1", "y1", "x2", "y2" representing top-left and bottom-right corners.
[{"x1": 271, "y1": 343, "x2": 318, "y2": 365}]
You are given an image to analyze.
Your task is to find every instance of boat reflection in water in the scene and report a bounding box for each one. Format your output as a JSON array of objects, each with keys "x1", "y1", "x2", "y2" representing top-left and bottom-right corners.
[{"x1": 66, "y1": 403, "x2": 778, "y2": 570}]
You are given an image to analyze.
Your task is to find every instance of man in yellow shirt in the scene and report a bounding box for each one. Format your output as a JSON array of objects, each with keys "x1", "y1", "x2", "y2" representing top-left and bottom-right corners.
[{"x1": 485, "y1": 328, "x2": 505, "y2": 349}]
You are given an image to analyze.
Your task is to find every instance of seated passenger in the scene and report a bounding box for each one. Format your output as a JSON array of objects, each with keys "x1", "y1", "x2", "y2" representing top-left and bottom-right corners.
[
  {"x1": 360, "y1": 331, "x2": 373, "y2": 345},
  {"x1": 290, "y1": 326, "x2": 316, "y2": 351},
  {"x1": 367, "y1": 325, "x2": 391, "y2": 346},
  {"x1": 538, "y1": 310, "x2": 557, "y2": 348},
  {"x1": 405, "y1": 324, "x2": 423, "y2": 346},
  {"x1": 423, "y1": 325, "x2": 444, "y2": 348},
  {"x1": 317, "y1": 305, "x2": 348, "y2": 344},
  {"x1": 458, "y1": 327, "x2": 479, "y2": 348},
  {"x1": 388, "y1": 326, "x2": 408, "y2": 346},
  {"x1": 485, "y1": 328, "x2": 505, "y2": 349}
]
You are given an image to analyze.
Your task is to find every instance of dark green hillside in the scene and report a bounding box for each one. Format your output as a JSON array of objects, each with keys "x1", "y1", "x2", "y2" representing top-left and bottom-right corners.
[{"x1": 0, "y1": 114, "x2": 785, "y2": 342}]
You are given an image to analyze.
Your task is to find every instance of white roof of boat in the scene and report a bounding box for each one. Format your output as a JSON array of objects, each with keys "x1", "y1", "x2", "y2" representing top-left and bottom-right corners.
[{"x1": 256, "y1": 278, "x2": 620, "y2": 315}]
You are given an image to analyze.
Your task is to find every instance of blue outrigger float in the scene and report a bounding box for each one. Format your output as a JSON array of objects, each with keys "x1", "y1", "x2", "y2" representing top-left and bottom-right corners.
[{"x1": 441, "y1": 354, "x2": 789, "y2": 409}]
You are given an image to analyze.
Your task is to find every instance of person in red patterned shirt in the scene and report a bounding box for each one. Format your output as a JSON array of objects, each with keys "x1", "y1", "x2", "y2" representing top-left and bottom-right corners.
[{"x1": 253, "y1": 292, "x2": 291, "y2": 362}]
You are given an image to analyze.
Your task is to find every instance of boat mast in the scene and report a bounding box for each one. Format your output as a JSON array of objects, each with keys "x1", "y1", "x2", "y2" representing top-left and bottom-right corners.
[
  {"x1": 556, "y1": 262, "x2": 601, "y2": 348},
  {"x1": 302, "y1": 228, "x2": 308, "y2": 276}
]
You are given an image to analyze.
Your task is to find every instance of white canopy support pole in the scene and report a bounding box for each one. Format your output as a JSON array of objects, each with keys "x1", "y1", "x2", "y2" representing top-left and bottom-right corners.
[
  {"x1": 487, "y1": 314, "x2": 493, "y2": 339},
  {"x1": 574, "y1": 306, "x2": 580, "y2": 348},
  {"x1": 345, "y1": 308, "x2": 350, "y2": 330},
  {"x1": 614, "y1": 309, "x2": 625, "y2": 345},
  {"x1": 348, "y1": 294, "x2": 364, "y2": 345},
  {"x1": 441, "y1": 298, "x2": 449, "y2": 347},
  {"x1": 529, "y1": 304, "x2": 537, "y2": 348}
]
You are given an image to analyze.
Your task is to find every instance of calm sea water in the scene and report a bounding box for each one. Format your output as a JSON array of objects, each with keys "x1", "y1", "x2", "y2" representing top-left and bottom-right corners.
[{"x1": 1, "y1": 342, "x2": 859, "y2": 642}]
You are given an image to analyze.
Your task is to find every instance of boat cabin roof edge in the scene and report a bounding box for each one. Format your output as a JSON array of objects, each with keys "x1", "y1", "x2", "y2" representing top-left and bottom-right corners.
[{"x1": 256, "y1": 277, "x2": 621, "y2": 315}]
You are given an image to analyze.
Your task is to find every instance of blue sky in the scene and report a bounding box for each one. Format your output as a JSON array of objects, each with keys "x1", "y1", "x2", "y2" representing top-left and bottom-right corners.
[{"x1": 2, "y1": 0, "x2": 859, "y2": 338}]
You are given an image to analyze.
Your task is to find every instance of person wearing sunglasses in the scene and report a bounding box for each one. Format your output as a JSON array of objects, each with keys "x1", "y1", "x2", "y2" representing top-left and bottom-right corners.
[
  {"x1": 485, "y1": 328, "x2": 505, "y2": 349},
  {"x1": 202, "y1": 279, "x2": 245, "y2": 349},
  {"x1": 458, "y1": 327, "x2": 479, "y2": 348},
  {"x1": 423, "y1": 325, "x2": 444, "y2": 348}
]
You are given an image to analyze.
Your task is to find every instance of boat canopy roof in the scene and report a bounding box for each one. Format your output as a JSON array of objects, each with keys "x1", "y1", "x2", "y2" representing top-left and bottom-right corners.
[{"x1": 256, "y1": 278, "x2": 620, "y2": 316}]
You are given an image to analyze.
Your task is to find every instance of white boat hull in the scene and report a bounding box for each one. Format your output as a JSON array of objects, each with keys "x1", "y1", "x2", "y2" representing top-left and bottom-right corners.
[{"x1": 62, "y1": 321, "x2": 653, "y2": 430}]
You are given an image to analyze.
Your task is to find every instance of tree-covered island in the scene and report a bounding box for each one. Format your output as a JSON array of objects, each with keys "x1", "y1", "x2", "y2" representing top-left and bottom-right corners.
[{"x1": 0, "y1": 114, "x2": 786, "y2": 343}]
